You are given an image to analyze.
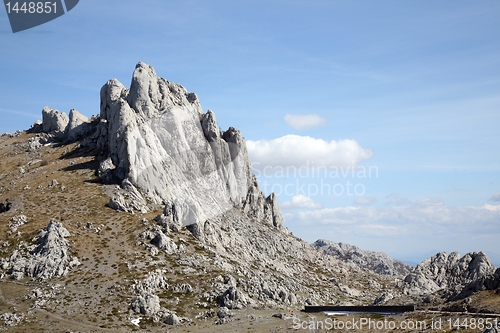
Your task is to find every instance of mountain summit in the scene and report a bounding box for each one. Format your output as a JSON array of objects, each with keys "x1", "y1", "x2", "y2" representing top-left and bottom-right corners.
[{"x1": 95, "y1": 62, "x2": 282, "y2": 231}]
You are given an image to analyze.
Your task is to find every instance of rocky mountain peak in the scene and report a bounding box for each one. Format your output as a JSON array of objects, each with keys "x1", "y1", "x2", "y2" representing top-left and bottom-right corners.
[
  {"x1": 126, "y1": 61, "x2": 202, "y2": 120},
  {"x1": 403, "y1": 251, "x2": 496, "y2": 297},
  {"x1": 33, "y1": 62, "x2": 283, "y2": 235}
]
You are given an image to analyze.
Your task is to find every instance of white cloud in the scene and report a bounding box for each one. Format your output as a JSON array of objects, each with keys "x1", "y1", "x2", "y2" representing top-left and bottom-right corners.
[
  {"x1": 285, "y1": 201, "x2": 500, "y2": 263},
  {"x1": 282, "y1": 195, "x2": 323, "y2": 209},
  {"x1": 354, "y1": 197, "x2": 377, "y2": 205},
  {"x1": 482, "y1": 204, "x2": 500, "y2": 212},
  {"x1": 490, "y1": 192, "x2": 500, "y2": 202},
  {"x1": 247, "y1": 135, "x2": 373, "y2": 172},
  {"x1": 286, "y1": 201, "x2": 500, "y2": 239},
  {"x1": 284, "y1": 114, "x2": 326, "y2": 130}
]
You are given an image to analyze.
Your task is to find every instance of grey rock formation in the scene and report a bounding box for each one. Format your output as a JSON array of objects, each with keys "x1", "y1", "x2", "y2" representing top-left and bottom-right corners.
[
  {"x1": 2, "y1": 219, "x2": 80, "y2": 280},
  {"x1": 403, "y1": 251, "x2": 496, "y2": 296},
  {"x1": 131, "y1": 269, "x2": 169, "y2": 317},
  {"x1": 95, "y1": 62, "x2": 281, "y2": 234},
  {"x1": 97, "y1": 157, "x2": 116, "y2": 183},
  {"x1": 28, "y1": 220, "x2": 80, "y2": 279},
  {"x1": 65, "y1": 109, "x2": 92, "y2": 142},
  {"x1": 28, "y1": 119, "x2": 43, "y2": 133},
  {"x1": 150, "y1": 230, "x2": 178, "y2": 254},
  {"x1": 313, "y1": 239, "x2": 412, "y2": 276},
  {"x1": 453, "y1": 267, "x2": 500, "y2": 300},
  {"x1": 106, "y1": 180, "x2": 149, "y2": 214},
  {"x1": 31, "y1": 62, "x2": 282, "y2": 235},
  {"x1": 218, "y1": 286, "x2": 247, "y2": 309},
  {"x1": 216, "y1": 306, "x2": 232, "y2": 319},
  {"x1": 42, "y1": 106, "x2": 68, "y2": 134},
  {"x1": 8, "y1": 215, "x2": 27, "y2": 234},
  {"x1": 0, "y1": 312, "x2": 24, "y2": 327},
  {"x1": 164, "y1": 313, "x2": 180, "y2": 325},
  {"x1": 373, "y1": 292, "x2": 395, "y2": 305},
  {"x1": 16, "y1": 62, "x2": 408, "y2": 324},
  {"x1": 131, "y1": 292, "x2": 161, "y2": 316}
]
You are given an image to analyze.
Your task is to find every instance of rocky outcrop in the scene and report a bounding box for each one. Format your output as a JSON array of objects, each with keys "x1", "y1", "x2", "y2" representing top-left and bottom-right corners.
[
  {"x1": 452, "y1": 267, "x2": 500, "y2": 300},
  {"x1": 403, "y1": 251, "x2": 496, "y2": 296},
  {"x1": 31, "y1": 62, "x2": 282, "y2": 236},
  {"x1": 313, "y1": 239, "x2": 412, "y2": 276},
  {"x1": 65, "y1": 109, "x2": 93, "y2": 142},
  {"x1": 42, "y1": 106, "x2": 68, "y2": 134},
  {"x1": 1, "y1": 219, "x2": 80, "y2": 280},
  {"x1": 130, "y1": 269, "x2": 181, "y2": 322},
  {"x1": 93, "y1": 62, "x2": 281, "y2": 234},
  {"x1": 29, "y1": 107, "x2": 95, "y2": 145},
  {"x1": 8, "y1": 214, "x2": 27, "y2": 235}
]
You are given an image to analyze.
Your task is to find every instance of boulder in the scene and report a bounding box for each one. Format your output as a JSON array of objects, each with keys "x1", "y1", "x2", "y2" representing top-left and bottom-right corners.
[
  {"x1": 42, "y1": 106, "x2": 68, "y2": 134},
  {"x1": 131, "y1": 292, "x2": 161, "y2": 316},
  {"x1": 164, "y1": 313, "x2": 180, "y2": 325},
  {"x1": 2, "y1": 219, "x2": 80, "y2": 280},
  {"x1": 65, "y1": 109, "x2": 92, "y2": 142}
]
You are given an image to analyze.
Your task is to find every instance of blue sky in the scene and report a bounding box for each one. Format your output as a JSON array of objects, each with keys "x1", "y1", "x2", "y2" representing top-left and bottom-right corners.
[{"x1": 1, "y1": 1, "x2": 499, "y2": 265}]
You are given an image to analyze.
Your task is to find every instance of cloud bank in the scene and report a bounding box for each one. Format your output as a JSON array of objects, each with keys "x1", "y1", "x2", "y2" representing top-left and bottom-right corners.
[
  {"x1": 286, "y1": 200, "x2": 500, "y2": 239},
  {"x1": 246, "y1": 135, "x2": 373, "y2": 172}
]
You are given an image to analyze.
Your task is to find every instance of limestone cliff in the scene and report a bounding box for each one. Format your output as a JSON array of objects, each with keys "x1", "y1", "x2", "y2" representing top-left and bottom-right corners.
[{"x1": 93, "y1": 62, "x2": 281, "y2": 232}]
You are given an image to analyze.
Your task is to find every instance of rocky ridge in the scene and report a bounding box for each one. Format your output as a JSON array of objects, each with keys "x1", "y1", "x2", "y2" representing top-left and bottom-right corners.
[
  {"x1": 313, "y1": 239, "x2": 413, "y2": 276},
  {"x1": 403, "y1": 251, "x2": 498, "y2": 299},
  {"x1": 1, "y1": 219, "x2": 80, "y2": 280},
  {"x1": 32, "y1": 62, "x2": 282, "y2": 234},
  {"x1": 0, "y1": 62, "x2": 499, "y2": 331}
]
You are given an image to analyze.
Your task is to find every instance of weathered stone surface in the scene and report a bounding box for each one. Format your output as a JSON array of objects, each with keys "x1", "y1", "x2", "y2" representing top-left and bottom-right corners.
[
  {"x1": 28, "y1": 119, "x2": 43, "y2": 133},
  {"x1": 150, "y1": 230, "x2": 178, "y2": 254},
  {"x1": 95, "y1": 62, "x2": 281, "y2": 234},
  {"x1": 8, "y1": 215, "x2": 27, "y2": 234},
  {"x1": 106, "y1": 180, "x2": 149, "y2": 214},
  {"x1": 98, "y1": 157, "x2": 116, "y2": 183},
  {"x1": 131, "y1": 292, "x2": 161, "y2": 316},
  {"x1": 164, "y1": 313, "x2": 180, "y2": 325},
  {"x1": 216, "y1": 306, "x2": 232, "y2": 319},
  {"x1": 314, "y1": 239, "x2": 412, "y2": 276},
  {"x1": 218, "y1": 286, "x2": 247, "y2": 309},
  {"x1": 65, "y1": 109, "x2": 92, "y2": 142},
  {"x1": 42, "y1": 106, "x2": 68, "y2": 134},
  {"x1": 452, "y1": 267, "x2": 500, "y2": 300},
  {"x1": 131, "y1": 269, "x2": 169, "y2": 317},
  {"x1": 403, "y1": 251, "x2": 495, "y2": 296},
  {"x1": 2, "y1": 219, "x2": 79, "y2": 280}
]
